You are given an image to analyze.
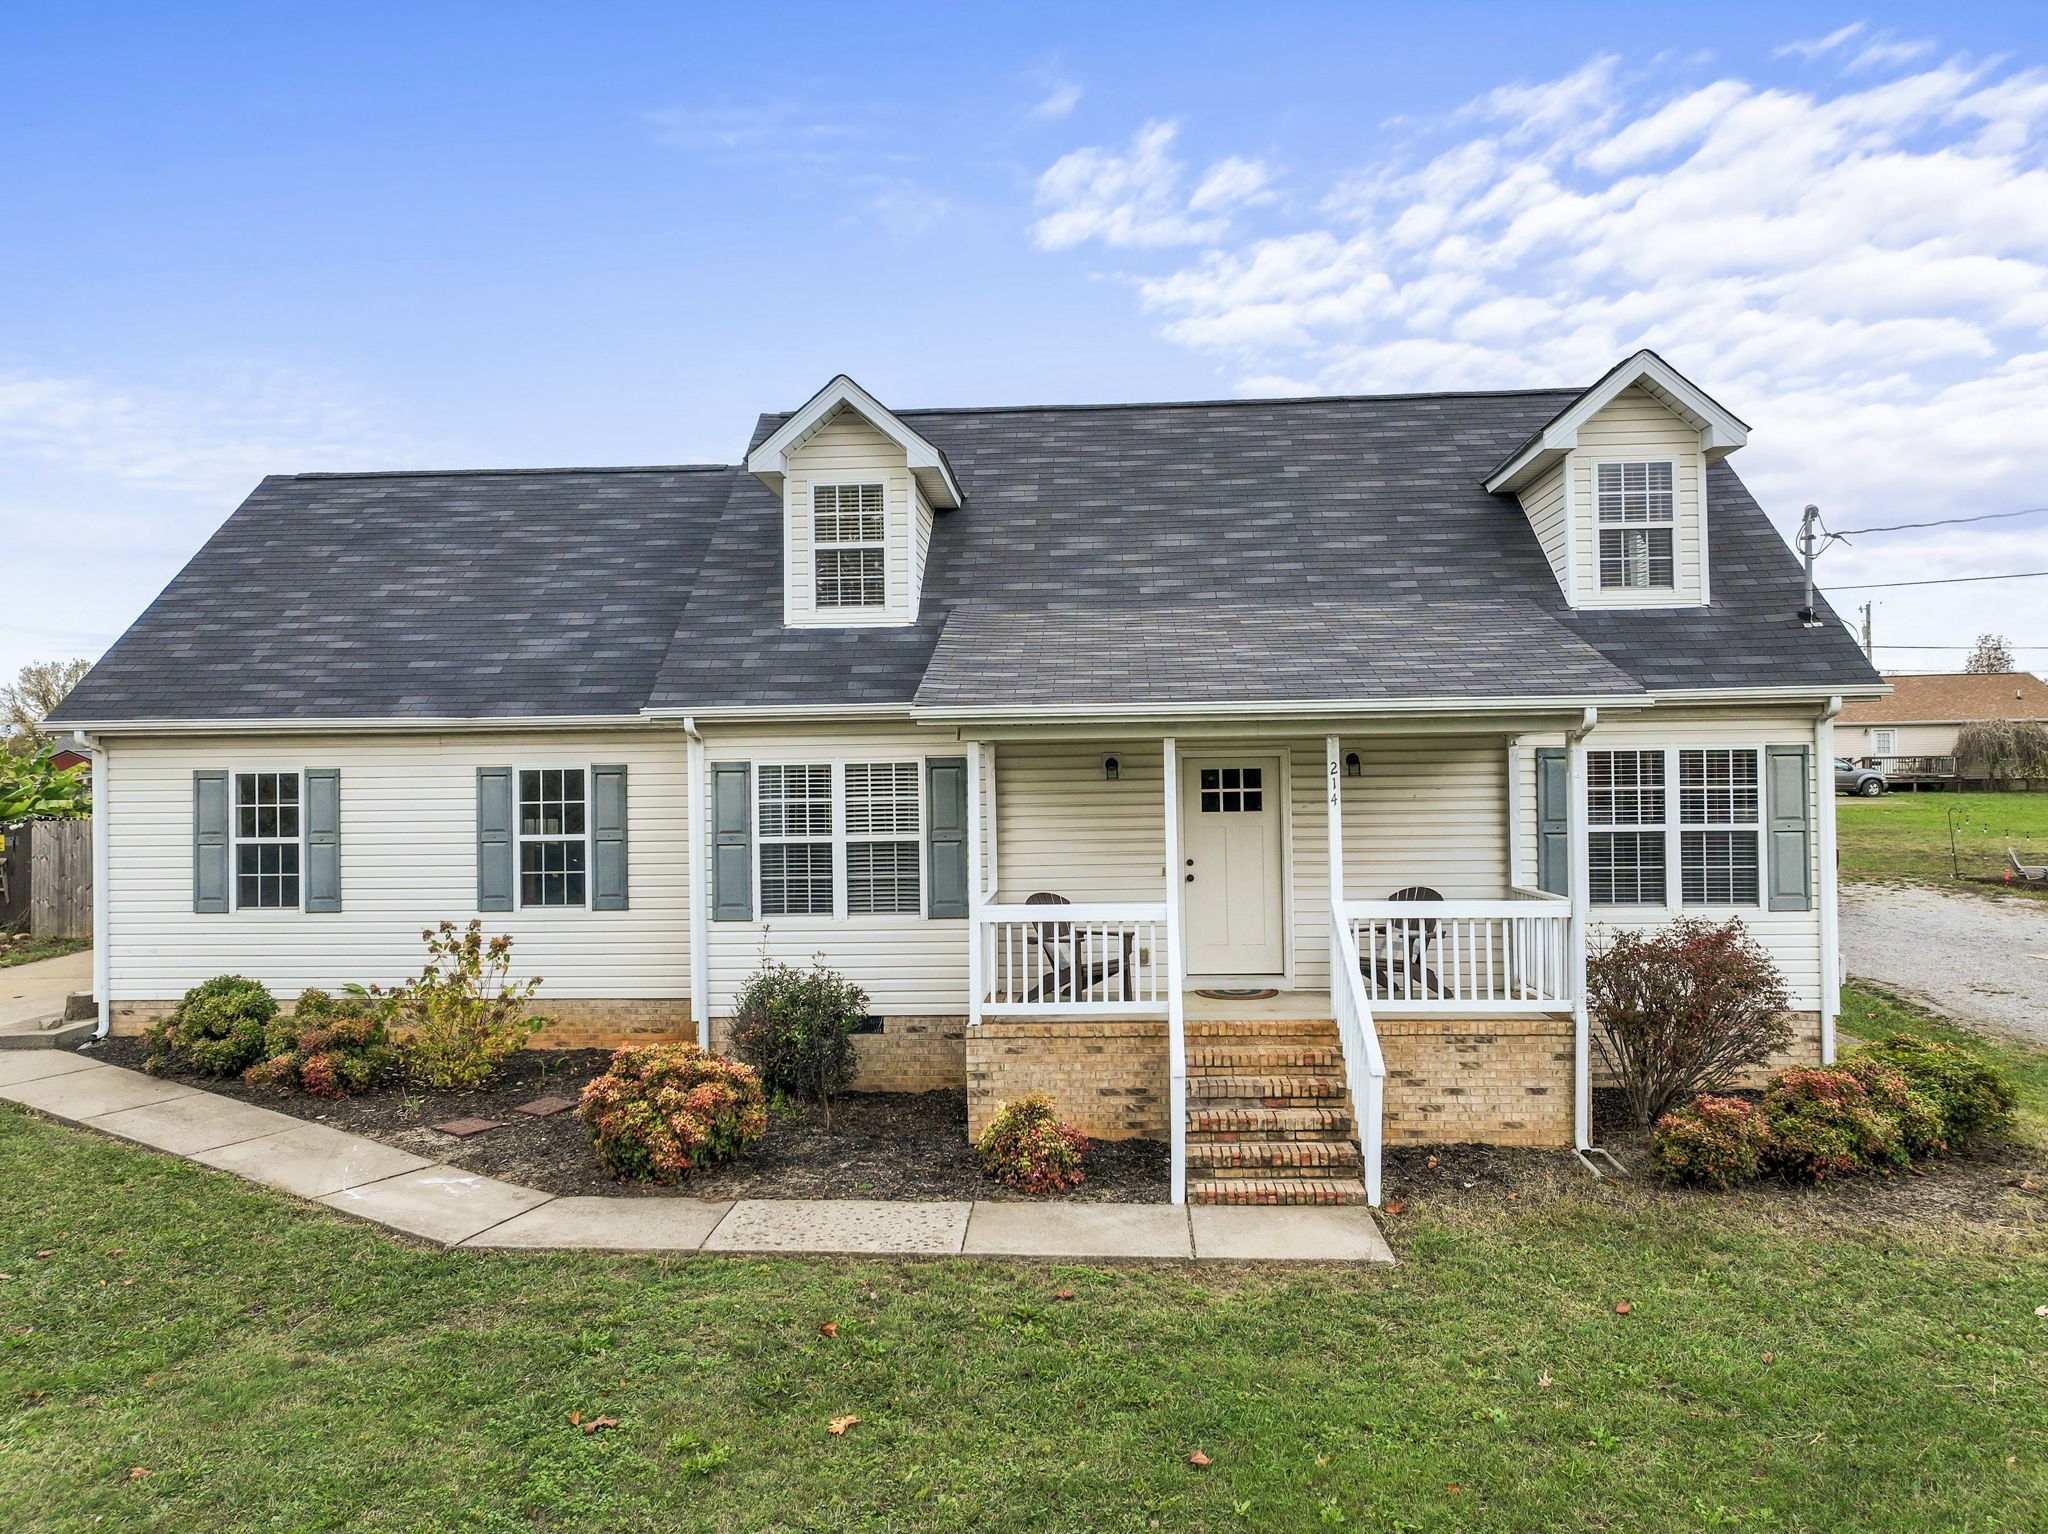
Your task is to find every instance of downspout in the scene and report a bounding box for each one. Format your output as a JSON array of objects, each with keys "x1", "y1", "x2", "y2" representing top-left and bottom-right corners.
[
  {"x1": 683, "y1": 717, "x2": 710, "y2": 1050},
  {"x1": 1816, "y1": 695, "x2": 1843, "y2": 1063},
  {"x1": 1565, "y1": 708, "x2": 1599, "y2": 1162},
  {"x1": 76, "y1": 732, "x2": 111, "y2": 1039}
]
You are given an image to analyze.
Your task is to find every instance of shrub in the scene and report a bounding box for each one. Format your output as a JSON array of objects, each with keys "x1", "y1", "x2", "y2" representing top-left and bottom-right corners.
[
  {"x1": 1840, "y1": 1057, "x2": 1947, "y2": 1159},
  {"x1": 242, "y1": 989, "x2": 397, "y2": 1098},
  {"x1": 579, "y1": 1045, "x2": 767, "y2": 1182},
  {"x1": 1762, "y1": 1068, "x2": 1901, "y2": 1181},
  {"x1": 727, "y1": 959, "x2": 867, "y2": 1128},
  {"x1": 975, "y1": 1092, "x2": 1088, "y2": 1194},
  {"x1": 1649, "y1": 1094, "x2": 1772, "y2": 1188},
  {"x1": 1589, "y1": 918, "x2": 1794, "y2": 1126},
  {"x1": 143, "y1": 975, "x2": 278, "y2": 1077},
  {"x1": 1846, "y1": 1035, "x2": 2017, "y2": 1144},
  {"x1": 374, "y1": 922, "x2": 544, "y2": 1091}
]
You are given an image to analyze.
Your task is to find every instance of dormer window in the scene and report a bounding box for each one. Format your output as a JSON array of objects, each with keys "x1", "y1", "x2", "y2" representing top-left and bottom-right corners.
[
  {"x1": 1597, "y1": 460, "x2": 1675, "y2": 589},
  {"x1": 814, "y1": 483, "x2": 887, "y2": 608}
]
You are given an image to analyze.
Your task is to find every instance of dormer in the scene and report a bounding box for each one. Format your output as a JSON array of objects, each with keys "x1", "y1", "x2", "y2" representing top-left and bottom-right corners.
[
  {"x1": 1486, "y1": 350, "x2": 1748, "y2": 610},
  {"x1": 747, "y1": 375, "x2": 961, "y2": 628}
]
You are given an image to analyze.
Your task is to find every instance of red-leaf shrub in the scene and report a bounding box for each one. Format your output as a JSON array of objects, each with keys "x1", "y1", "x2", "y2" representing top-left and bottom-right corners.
[
  {"x1": 1840, "y1": 1057, "x2": 1946, "y2": 1159},
  {"x1": 579, "y1": 1045, "x2": 767, "y2": 1183},
  {"x1": 242, "y1": 989, "x2": 395, "y2": 1098},
  {"x1": 1588, "y1": 918, "x2": 1793, "y2": 1126},
  {"x1": 1845, "y1": 1035, "x2": 2016, "y2": 1144},
  {"x1": 1761, "y1": 1068, "x2": 1901, "y2": 1182},
  {"x1": 1649, "y1": 1094, "x2": 1772, "y2": 1188},
  {"x1": 975, "y1": 1092, "x2": 1088, "y2": 1194}
]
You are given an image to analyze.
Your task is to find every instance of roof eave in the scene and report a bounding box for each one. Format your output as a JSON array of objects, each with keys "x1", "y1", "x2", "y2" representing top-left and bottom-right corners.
[{"x1": 745, "y1": 374, "x2": 964, "y2": 508}]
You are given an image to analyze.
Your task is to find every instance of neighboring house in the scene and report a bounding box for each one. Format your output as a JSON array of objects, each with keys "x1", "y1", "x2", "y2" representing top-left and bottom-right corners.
[
  {"x1": 1839, "y1": 673, "x2": 2048, "y2": 779},
  {"x1": 48, "y1": 350, "x2": 1882, "y2": 1205}
]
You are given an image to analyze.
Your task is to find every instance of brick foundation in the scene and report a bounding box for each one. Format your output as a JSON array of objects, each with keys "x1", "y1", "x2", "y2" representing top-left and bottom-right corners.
[
  {"x1": 108, "y1": 997, "x2": 694, "y2": 1051},
  {"x1": 966, "y1": 1020, "x2": 1168, "y2": 1141},
  {"x1": 1378, "y1": 1015, "x2": 1575, "y2": 1148},
  {"x1": 705, "y1": 1015, "x2": 966, "y2": 1095},
  {"x1": 1591, "y1": 1010, "x2": 1825, "y2": 1091}
]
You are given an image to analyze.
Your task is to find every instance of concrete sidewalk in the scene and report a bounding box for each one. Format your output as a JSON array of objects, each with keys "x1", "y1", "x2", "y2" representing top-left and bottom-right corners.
[
  {"x1": 0, "y1": 946, "x2": 92, "y2": 1038},
  {"x1": 0, "y1": 1050, "x2": 1393, "y2": 1264}
]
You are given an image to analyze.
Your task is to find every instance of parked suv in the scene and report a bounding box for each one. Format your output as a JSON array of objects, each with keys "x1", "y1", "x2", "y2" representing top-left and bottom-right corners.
[{"x1": 1834, "y1": 756, "x2": 1886, "y2": 796}]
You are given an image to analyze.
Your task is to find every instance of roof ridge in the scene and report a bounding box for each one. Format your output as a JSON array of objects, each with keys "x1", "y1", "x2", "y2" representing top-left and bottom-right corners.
[
  {"x1": 879, "y1": 385, "x2": 1586, "y2": 419},
  {"x1": 281, "y1": 463, "x2": 735, "y2": 482}
]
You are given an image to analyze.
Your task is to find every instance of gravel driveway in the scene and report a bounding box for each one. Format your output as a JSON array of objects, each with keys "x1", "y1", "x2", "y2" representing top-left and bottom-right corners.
[{"x1": 1840, "y1": 883, "x2": 2048, "y2": 1044}]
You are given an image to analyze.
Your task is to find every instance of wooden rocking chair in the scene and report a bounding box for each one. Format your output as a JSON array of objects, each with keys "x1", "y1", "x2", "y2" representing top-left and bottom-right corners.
[
  {"x1": 1361, "y1": 885, "x2": 1446, "y2": 999},
  {"x1": 1023, "y1": 892, "x2": 1135, "y2": 1003}
]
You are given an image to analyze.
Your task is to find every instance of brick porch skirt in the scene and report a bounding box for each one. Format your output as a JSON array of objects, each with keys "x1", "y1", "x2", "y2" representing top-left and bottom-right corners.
[
  {"x1": 966, "y1": 1020, "x2": 1168, "y2": 1142},
  {"x1": 1377, "y1": 1017, "x2": 1575, "y2": 1148}
]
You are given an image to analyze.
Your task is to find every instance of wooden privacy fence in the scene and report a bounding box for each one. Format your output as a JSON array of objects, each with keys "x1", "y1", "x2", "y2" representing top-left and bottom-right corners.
[{"x1": 15, "y1": 819, "x2": 92, "y2": 940}]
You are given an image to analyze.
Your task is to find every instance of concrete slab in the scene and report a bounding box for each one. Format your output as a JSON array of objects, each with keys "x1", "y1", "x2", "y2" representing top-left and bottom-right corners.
[
  {"x1": 191, "y1": 1122, "x2": 432, "y2": 1199},
  {"x1": 0, "y1": 1048, "x2": 102, "y2": 1088},
  {"x1": 1189, "y1": 1205, "x2": 1395, "y2": 1264},
  {"x1": 318, "y1": 1165, "x2": 553, "y2": 1246},
  {"x1": 464, "y1": 1196, "x2": 732, "y2": 1251},
  {"x1": 703, "y1": 1198, "x2": 970, "y2": 1255},
  {"x1": 86, "y1": 1094, "x2": 302, "y2": 1156},
  {"x1": 3, "y1": 1064, "x2": 195, "y2": 1119},
  {"x1": 964, "y1": 1201, "x2": 1192, "y2": 1259},
  {"x1": 0, "y1": 947, "x2": 93, "y2": 1029}
]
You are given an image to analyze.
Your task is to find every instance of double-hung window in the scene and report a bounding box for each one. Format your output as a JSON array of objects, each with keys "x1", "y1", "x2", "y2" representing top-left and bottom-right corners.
[
  {"x1": 1596, "y1": 461, "x2": 1675, "y2": 589},
  {"x1": 1587, "y1": 750, "x2": 1666, "y2": 905},
  {"x1": 844, "y1": 762, "x2": 921, "y2": 914},
  {"x1": 1586, "y1": 746, "x2": 1764, "y2": 907},
  {"x1": 519, "y1": 768, "x2": 587, "y2": 907},
  {"x1": 1679, "y1": 749, "x2": 1761, "y2": 905},
  {"x1": 759, "y1": 764, "x2": 835, "y2": 916},
  {"x1": 756, "y1": 761, "x2": 923, "y2": 917},
  {"x1": 234, "y1": 771, "x2": 301, "y2": 909},
  {"x1": 814, "y1": 483, "x2": 886, "y2": 609}
]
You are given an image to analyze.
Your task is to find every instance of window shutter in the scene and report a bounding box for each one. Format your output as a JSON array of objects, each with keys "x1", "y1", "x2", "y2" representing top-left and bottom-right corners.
[
  {"x1": 591, "y1": 763, "x2": 629, "y2": 911},
  {"x1": 476, "y1": 766, "x2": 515, "y2": 912},
  {"x1": 1535, "y1": 747, "x2": 1568, "y2": 896},
  {"x1": 711, "y1": 762, "x2": 752, "y2": 921},
  {"x1": 925, "y1": 756, "x2": 969, "y2": 919},
  {"x1": 1766, "y1": 745, "x2": 1813, "y2": 912},
  {"x1": 304, "y1": 768, "x2": 341, "y2": 913},
  {"x1": 193, "y1": 770, "x2": 229, "y2": 914}
]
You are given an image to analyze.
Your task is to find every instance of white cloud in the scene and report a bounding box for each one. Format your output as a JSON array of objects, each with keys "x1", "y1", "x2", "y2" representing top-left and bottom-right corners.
[
  {"x1": 1032, "y1": 43, "x2": 2048, "y2": 656},
  {"x1": 1030, "y1": 78, "x2": 1083, "y2": 122},
  {"x1": 1776, "y1": 23, "x2": 1866, "y2": 61},
  {"x1": 1031, "y1": 120, "x2": 1275, "y2": 250}
]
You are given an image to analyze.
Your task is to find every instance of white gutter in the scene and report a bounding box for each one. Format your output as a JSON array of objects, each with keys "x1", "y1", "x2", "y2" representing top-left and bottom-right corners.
[
  {"x1": 1641, "y1": 685, "x2": 1888, "y2": 706},
  {"x1": 56, "y1": 713, "x2": 671, "y2": 736},
  {"x1": 1566, "y1": 708, "x2": 1597, "y2": 1154},
  {"x1": 1816, "y1": 694, "x2": 1843, "y2": 1063},
  {"x1": 683, "y1": 716, "x2": 711, "y2": 1050},
  {"x1": 910, "y1": 691, "x2": 1653, "y2": 726},
  {"x1": 74, "y1": 732, "x2": 110, "y2": 1038}
]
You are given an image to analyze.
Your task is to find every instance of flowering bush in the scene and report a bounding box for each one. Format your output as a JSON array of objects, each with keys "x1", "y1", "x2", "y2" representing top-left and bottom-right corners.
[
  {"x1": 242, "y1": 989, "x2": 396, "y2": 1098},
  {"x1": 1846, "y1": 1035, "x2": 2016, "y2": 1144},
  {"x1": 727, "y1": 959, "x2": 867, "y2": 1127},
  {"x1": 975, "y1": 1092, "x2": 1088, "y2": 1195},
  {"x1": 1761, "y1": 1068, "x2": 1902, "y2": 1182},
  {"x1": 579, "y1": 1045, "x2": 767, "y2": 1183},
  {"x1": 373, "y1": 922, "x2": 544, "y2": 1091},
  {"x1": 1648, "y1": 1094, "x2": 1772, "y2": 1189},
  {"x1": 143, "y1": 975, "x2": 278, "y2": 1077}
]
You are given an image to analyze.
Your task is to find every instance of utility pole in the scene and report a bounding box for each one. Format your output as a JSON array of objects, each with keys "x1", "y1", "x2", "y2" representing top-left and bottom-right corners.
[
  {"x1": 1798, "y1": 504, "x2": 1821, "y2": 626},
  {"x1": 1859, "y1": 601, "x2": 1873, "y2": 657}
]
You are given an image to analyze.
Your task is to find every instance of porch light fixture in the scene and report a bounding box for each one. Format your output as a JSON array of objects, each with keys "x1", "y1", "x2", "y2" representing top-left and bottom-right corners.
[
  {"x1": 1344, "y1": 751, "x2": 1363, "y2": 777},
  {"x1": 1102, "y1": 755, "x2": 1121, "y2": 780}
]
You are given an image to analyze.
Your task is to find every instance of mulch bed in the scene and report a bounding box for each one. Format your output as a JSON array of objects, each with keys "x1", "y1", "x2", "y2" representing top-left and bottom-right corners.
[{"x1": 83, "y1": 1039, "x2": 1170, "y2": 1203}]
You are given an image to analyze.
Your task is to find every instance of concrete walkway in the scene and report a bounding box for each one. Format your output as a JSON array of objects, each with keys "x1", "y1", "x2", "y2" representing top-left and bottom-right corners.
[
  {"x1": 0, "y1": 946, "x2": 92, "y2": 1033},
  {"x1": 0, "y1": 1050, "x2": 1393, "y2": 1263}
]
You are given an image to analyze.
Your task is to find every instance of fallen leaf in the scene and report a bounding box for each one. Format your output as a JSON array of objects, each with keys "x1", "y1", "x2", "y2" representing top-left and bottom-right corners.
[
  {"x1": 122, "y1": 1278, "x2": 135, "y2": 1286},
  {"x1": 1054, "y1": 1289, "x2": 1077, "y2": 1301},
  {"x1": 1187, "y1": 1450, "x2": 1210, "y2": 1468},
  {"x1": 1425, "y1": 1155, "x2": 1438, "y2": 1168},
  {"x1": 581, "y1": 1416, "x2": 618, "y2": 1435},
  {"x1": 827, "y1": 1415, "x2": 860, "y2": 1436},
  {"x1": 126, "y1": 1467, "x2": 150, "y2": 1482},
  {"x1": 1614, "y1": 1301, "x2": 1632, "y2": 1315},
  {"x1": 0, "y1": 1274, "x2": 11, "y2": 1281},
  {"x1": 819, "y1": 1321, "x2": 839, "y2": 1338},
  {"x1": 1761, "y1": 1351, "x2": 1775, "y2": 1364},
  {"x1": 1506, "y1": 1192, "x2": 1519, "y2": 1201},
  {"x1": 1383, "y1": 1199, "x2": 1406, "y2": 1216},
  {"x1": 2008, "y1": 1455, "x2": 2019, "y2": 1466},
  {"x1": 2035, "y1": 1305, "x2": 2047, "y2": 1318},
  {"x1": 1536, "y1": 1372, "x2": 1553, "y2": 1388},
  {"x1": 1446, "y1": 1484, "x2": 1461, "y2": 1494},
  {"x1": 106, "y1": 1248, "x2": 125, "y2": 1256},
  {"x1": 35, "y1": 1250, "x2": 53, "y2": 1258},
  {"x1": 568, "y1": 1410, "x2": 582, "y2": 1426},
  {"x1": 12, "y1": 1327, "x2": 31, "y2": 1337}
]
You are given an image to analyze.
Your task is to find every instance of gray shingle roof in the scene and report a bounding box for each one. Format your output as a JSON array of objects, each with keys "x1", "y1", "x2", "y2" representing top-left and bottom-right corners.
[{"x1": 49, "y1": 385, "x2": 1880, "y2": 726}]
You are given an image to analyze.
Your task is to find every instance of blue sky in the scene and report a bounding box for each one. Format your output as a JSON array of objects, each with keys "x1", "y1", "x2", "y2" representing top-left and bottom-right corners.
[{"x1": 7, "y1": 2, "x2": 2048, "y2": 683}]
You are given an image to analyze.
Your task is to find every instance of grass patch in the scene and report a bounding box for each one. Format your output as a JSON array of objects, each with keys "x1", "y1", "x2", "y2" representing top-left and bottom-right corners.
[
  {"x1": 1836, "y1": 790, "x2": 2048, "y2": 891},
  {"x1": 0, "y1": 936, "x2": 88, "y2": 970},
  {"x1": 1842, "y1": 980, "x2": 2048, "y2": 1139},
  {"x1": 3, "y1": 1107, "x2": 2046, "y2": 1530}
]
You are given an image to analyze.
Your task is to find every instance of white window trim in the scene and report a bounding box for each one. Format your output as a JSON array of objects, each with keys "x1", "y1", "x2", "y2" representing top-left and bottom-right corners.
[
  {"x1": 1586, "y1": 744, "x2": 1768, "y2": 912},
  {"x1": 752, "y1": 757, "x2": 931, "y2": 923},
  {"x1": 230, "y1": 767, "x2": 304, "y2": 912},
  {"x1": 1593, "y1": 457, "x2": 1678, "y2": 592},
  {"x1": 1869, "y1": 728, "x2": 1897, "y2": 756},
  {"x1": 812, "y1": 482, "x2": 889, "y2": 612},
  {"x1": 514, "y1": 763, "x2": 593, "y2": 911}
]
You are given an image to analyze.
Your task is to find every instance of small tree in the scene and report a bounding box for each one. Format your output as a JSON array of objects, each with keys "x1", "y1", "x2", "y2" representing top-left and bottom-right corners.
[
  {"x1": 0, "y1": 742, "x2": 90, "y2": 821},
  {"x1": 2, "y1": 658, "x2": 92, "y2": 755},
  {"x1": 1955, "y1": 718, "x2": 2048, "y2": 783},
  {"x1": 1588, "y1": 918, "x2": 1793, "y2": 1127},
  {"x1": 1965, "y1": 633, "x2": 2016, "y2": 674},
  {"x1": 727, "y1": 958, "x2": 866, "y2": 1128},
  {"x1": 374, "y1": 921, "x2": 545, "y2": 1090}
]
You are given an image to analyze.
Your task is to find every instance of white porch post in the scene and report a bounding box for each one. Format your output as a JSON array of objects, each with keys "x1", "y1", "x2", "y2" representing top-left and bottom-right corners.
[
  {"x1": 1325, "y1": 734, "x2": 1344, "y2": 902},
  {"x1": 1504, "y1": 737, "x2": 1523, "y2": 890},
  {"x1": 968, "y1": 739, "x2": 985, "y2": 1029},
  {"x1": 1567, "y1": 712, "x2": 1595, "y2": 1150},
  {"x1": 1816, "y1": 697, "x2": 1842, "y2": 1063},
  {"x1": 1163, "y1": 734, "x2": 1187, "y2": 1205},
  {"x1": 684, "y1": 719, "x2": 710, "y2": 1049}
]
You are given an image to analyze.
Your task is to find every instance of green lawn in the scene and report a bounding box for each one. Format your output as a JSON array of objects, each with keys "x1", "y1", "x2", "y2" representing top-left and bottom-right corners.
[
  {"x1": 1842, "y1": 980, "x2": 2048, "y2": 1141},
  {"x1": 1836, "y1": 789, "x2": 2048, "y2": 889},
  {"x1": 0, "y1": 936, "x2": 88, "y2": 969},
  {"x1": 5, "y1": 1103, "x2": 2047, "y2": 1531}
]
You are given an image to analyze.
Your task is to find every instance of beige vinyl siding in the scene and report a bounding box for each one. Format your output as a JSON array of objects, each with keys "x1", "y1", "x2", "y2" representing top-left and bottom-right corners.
[
  {"x1": 781, "y1": 406, "x2": 920, "y2": 627},
  {"x1": 1569, "y1": 385, "x2": 1707, "y2": 608},
  {"x1": 1516, "y1": 460, "x2": 1571, "y2": 592},
  {"x1": 102, "y1": 729, "x2": 690, "y2": 1002},
  {"x1": 993, "y1": 741, "x2": 1166, "y2": 903},
  {"x1": 702, "y1": 720, "x2": 968, "y2": 1016},
  {"x1": 1856, "y1": 723, "x2": 1958, "y2": 756}
]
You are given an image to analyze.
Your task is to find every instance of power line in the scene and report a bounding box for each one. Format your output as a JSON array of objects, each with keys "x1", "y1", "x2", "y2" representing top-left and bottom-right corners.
[
  {"x1": 1827, "y1": 505, "x2": 2048, "y2": 537},
  {"x1": 1822, "y1": 569, "x2": 2048, "y2": 591}
]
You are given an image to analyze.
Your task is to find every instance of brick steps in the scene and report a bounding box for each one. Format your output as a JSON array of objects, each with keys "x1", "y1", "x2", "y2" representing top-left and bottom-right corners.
[
  {"x1": 1190, "y1": 1074, "x2": 1345, "y2": 1104},
  {"x1": 1189, "y1": 1177, "x2": 1369, "y2": 1206},
  {"x1": 1184, "y1": 1020, "x2": 1364, "y2": 1207},
  {"x1": 1188, "y1": 1140, "x2": 1361, "y2": 1172},
  {"x1": 1187, "y1": 1043, "x2": 1344, "y2": 1073},
  {"x1": 1186, "y1": 1104, "x2": 1354, "y2": 1136},
  {"x1": 1185, "y1": 1019, "x2": 1336, "y2": 1039}
]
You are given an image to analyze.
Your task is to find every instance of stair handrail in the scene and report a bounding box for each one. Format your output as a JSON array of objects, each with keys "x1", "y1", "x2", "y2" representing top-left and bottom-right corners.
[{"x1": 1329, "y1": 898, "x2": 1387, "y2": 1207}]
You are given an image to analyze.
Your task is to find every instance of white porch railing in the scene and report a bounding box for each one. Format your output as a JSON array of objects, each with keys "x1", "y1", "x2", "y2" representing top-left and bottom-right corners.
[
  {"x1": 1329, "y1": 900, "x2": 1386, "y2": 1207},
  {"x1": 973, "y1": 902, "x2": 1171, "y2": 1017},
  {"x1": 1345, "y1": 898, "x2": 1574, "y2": 1011}
]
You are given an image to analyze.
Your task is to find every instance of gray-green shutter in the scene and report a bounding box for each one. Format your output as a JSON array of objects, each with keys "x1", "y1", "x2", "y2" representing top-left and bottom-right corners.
[
  {"x1": 304, "y1": 768, "x2": 341, "y2": 913},
  {"x1": 711, "y1": 762, "x2": 752, "y2": 921},
  {"x1": 925, "y1": 756, "x2": 969, "y2": 919},
  {"x1": 477, "y1": 767, "x2": 515, "y2": 912},
  {"x1": 1766, "y1": 745, "x2": 1813, "y2": 911},
  {"x1": 193, "y1": 770, "x2": 229, "y2": 913},
  {"x1": 1535, "y1": 747, "x2": 1568, "y2": 896},
  {"x1": 591, "y1": 764, "x2": 629, "y2": 911}
]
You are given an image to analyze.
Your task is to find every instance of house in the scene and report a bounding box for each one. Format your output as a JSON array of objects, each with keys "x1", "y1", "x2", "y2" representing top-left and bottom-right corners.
[
  {"x1": 1839, "y1": 672, "x2": 2048, "y2": 784},
  {"x1": 47, "y1": 350, "x2": 1883, "y2": 1206}
]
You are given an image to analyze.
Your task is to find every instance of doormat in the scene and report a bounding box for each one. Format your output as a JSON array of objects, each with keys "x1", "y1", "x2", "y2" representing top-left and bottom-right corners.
[{"x1": 1194, "y1": 987, "x2": 1281, "y2": 1000}]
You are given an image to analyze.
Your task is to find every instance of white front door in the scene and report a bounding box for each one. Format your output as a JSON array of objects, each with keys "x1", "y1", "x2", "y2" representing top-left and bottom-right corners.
[{"x1": 1181, "y1": 754, "x2": 1286, "y2": 978}]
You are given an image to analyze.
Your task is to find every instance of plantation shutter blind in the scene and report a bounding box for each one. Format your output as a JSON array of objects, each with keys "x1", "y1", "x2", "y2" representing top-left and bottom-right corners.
[
  {"x1": 711, "y1": 762, "x2": 753, "y2": 921},
  {"x1": 192, "y1": 769, "x2": 230, "y2": 914},
  {"x1": 924, "y1": 756, "x2": 969, "y2": 919},
  {"x1": 1765, "y1": 745, "x2": 1813, "y2": 912},
  {"x1": 591, "y1": 764, "x2": 630, "y2": 910},
  {"x1": 304, "y1": 768, "x2": 342, "y2": 913},
  {"x1": 476, "y1": 767, "x2": 515, "y2": 912},
  {"x1": 1534, "y1": 747, "x2": 1569, "y2": 896}
]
